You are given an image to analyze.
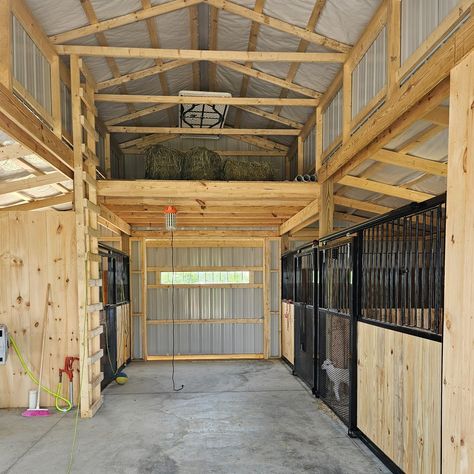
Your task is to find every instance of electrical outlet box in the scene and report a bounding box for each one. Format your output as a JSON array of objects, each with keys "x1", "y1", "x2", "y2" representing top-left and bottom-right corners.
[{"x1": 0, "y1": 324, "x2": 8, "y2": 364}]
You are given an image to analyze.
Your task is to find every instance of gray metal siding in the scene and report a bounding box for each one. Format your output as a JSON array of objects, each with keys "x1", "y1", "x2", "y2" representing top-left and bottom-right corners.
[
  {"x1": 322, "y1": 87, "x2": 343, "y2": 154},
  {"x1": 401, "y1": 0, "x2": 460, "y2": 64},
  {"x1": 351, "y1": 26, "x2": 387, "y2": 120},
  {"x1": 60, "y1": 81, "x2": 72, "y2": 137},
  {"x1": 12, "y1": 15, "x2": 52, "y2": 116}
]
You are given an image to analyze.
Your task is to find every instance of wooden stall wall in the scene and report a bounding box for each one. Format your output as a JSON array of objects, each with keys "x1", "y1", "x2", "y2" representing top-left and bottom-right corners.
[
  {"x1": 116, "y1": 303, "x2": 130, "y2": 368},
  {"x1": 281, "y1": 301, "x2": 294, "y2": 365},
  {"x1": 357, "y1": 322, "x2": 441, "y2": 474},
  {"x1": 0, "y1": 211, "x2": 79, "y2": 408}
]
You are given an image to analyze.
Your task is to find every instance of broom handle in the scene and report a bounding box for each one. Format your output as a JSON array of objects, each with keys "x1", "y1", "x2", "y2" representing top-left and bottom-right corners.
[{"x1": 36, "y1": 284, "x2": 51, "y2": 409}]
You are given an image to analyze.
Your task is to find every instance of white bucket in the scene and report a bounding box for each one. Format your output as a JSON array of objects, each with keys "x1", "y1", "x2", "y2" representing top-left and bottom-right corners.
[{"x1": 28, "y1": 389, "x2": 37, "y2": 409}]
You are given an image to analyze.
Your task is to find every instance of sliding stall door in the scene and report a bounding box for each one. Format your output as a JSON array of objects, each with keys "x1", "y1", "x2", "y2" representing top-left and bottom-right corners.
[{"x1": 145, "y1": 240, "x2": 267, "y2": 359}]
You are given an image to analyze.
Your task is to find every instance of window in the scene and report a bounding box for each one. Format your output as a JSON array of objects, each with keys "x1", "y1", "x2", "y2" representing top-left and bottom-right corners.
[{"x1": 160, "y1": 271, "x2": 250, "y2": 285}]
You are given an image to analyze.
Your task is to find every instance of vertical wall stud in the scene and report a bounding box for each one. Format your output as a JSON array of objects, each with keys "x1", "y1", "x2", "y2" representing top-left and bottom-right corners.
[
  {"x1": 0, "y1": 0, "x2": 12, "y2": 90},
  {"x1": 319, "y1": 178, "x2": 334, "y2": 238}
]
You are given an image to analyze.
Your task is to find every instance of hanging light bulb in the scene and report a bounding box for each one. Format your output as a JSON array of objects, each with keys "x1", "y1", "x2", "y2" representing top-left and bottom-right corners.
[{"x1": 163, "y1": 206, "x2": 177, "y2": 231}]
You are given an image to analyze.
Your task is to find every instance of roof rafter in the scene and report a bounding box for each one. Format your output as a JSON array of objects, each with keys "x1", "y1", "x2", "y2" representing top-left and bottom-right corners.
[
  {"x1": 107, "y1": 126, "x2": 300, "y2": 135},
  {"x1": 189, "y1": 5, "x2": 201, "y2": 89},
  {"x1": 49, "y1": 0, "x2": 204, "y2": 44},
  {"x1": 208, "y1": 5, "x2": 219, "y2": 91},
  {"x1": 233, "y1": 105, "x2": 303, "y2": 129},
  {"x1": 234, "y1": 0, "x2": 266, "y2": 128},
  {"x1": 205, "y1": 0, "x2": 350, "y2": 53},
  {"x1": 141, "y1": 0, "x2": 175, "y2": 125},
  {"x1": 105, "y1": 104, "x2": 176, "y2": 126},
  {"x1": 217, "y1": 61, "x2": 322, "y2": 98}
]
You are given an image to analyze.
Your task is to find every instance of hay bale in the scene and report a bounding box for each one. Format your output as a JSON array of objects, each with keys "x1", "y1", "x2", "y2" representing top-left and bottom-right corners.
[
  {"x1": 144, "y1": 145, "x2": 184, "y2": 179},
  {"x1": 182, "y1": 147, "x2": 223, "y2": 180},
  {"x1": 223, "y1": 159, "x2": 274, "y2": 181}
]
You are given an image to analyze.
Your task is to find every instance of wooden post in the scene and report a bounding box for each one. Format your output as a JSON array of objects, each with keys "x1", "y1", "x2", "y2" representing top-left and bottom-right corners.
[
  {"x1": 442, "y1": 50, "x2": 474, "y2": 474},
  {"x1": 297, "y1": 135, "x2": 304, "y2": 175},
  {"x1": 263, "y1": 238, "x2": 271, "y2": 358},
  {"x1": 315, "y1": 107, "x2": 322, "y2": 172},
  {"x1": 71, "y1": 55, "x2": 90, "y2": 416},
  {"x1": 387, "y1": 0, "x2": 401, "y2": 96},
  {"x1": 342, "y1": 62, "x2": 352, "y2": 141},
  {"x1": 51, "y1": 56, "x2": 62, "y2": 137},
  {"x1": 0, "y1": 0, "x2": 12, "y2": 90},
  {"x1": 319, "y1": 178, "x2": 334, "y2": 238},
  {"x1": 105, "y1": 132, "x2": 111, "y2": 178}
]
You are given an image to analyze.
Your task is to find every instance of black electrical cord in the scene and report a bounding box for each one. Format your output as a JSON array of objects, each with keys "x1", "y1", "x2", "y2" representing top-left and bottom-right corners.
[{"x1": 171, "y1": 230, "x2": 184, "y2": 392}]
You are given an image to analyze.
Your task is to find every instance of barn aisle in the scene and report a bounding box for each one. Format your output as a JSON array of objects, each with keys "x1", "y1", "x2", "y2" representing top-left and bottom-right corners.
[{"x1": 1, "y1": 360, "x2": 387, "y2": 473}]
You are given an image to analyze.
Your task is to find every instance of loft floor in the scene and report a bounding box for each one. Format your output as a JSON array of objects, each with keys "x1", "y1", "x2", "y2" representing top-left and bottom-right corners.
[{"x1": 1, "y1": 360, "x2": 387, "y2": 473}]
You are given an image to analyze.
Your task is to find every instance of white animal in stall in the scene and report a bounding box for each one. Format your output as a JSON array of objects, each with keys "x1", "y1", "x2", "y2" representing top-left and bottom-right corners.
[{"x1": 321, "y1": 359, "x2": 349, "y2": 402}]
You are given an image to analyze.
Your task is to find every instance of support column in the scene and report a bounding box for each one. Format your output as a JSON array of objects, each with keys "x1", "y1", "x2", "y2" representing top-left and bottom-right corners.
[
  {"x1": 297, "y1": 135, "x2": 304, "y2": 175},
  {"x1": 443, "y1": 50, "x2": 474, "y2": 474},
  {"x1": 319, "y1": 178, "x2": 334, "y2": 238},
  {"x1": 0, "y1": 0, "x2": 12, "y2": 90}
]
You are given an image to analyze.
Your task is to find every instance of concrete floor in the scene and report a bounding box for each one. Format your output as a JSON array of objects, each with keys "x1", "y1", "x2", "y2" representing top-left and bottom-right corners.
[{"x1": 1, "y1": 360, "x2": 389, "y2": 474}]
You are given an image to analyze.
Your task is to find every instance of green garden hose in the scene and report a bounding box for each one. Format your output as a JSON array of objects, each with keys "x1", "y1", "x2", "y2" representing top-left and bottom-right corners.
[{"x1": 9, "y1": 334, "x2": 72, "y2": 413}]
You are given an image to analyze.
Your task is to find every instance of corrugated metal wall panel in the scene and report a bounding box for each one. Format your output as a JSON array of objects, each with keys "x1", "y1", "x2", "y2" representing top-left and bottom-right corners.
[
  {"x1": 270, "y1": 314, "x2": 280, "y2": 357},
  {"x1": 322, "y1": 87, "x2": 343, "y2": 154},
  {"x1": 147, "y1": 288, "x2": 264, "y2": 320},
  {"x1": 401, "y1": 0, "x2": 460, "y2": 64},
  {"x1": 351, "y1": 26, "x2": 387, "y2": 120},
  {"x1": 147, "y1": 323, "x2": 264, "y2": 355},
  {"x1": 60, "y1": 81, "x2": 72, "y2": 137},
  {"x1": 12, "y1": 15, "x2": 52, "y2": 116},
  {"x1": 146, "y1": 245, "x2": 266, "y2": 356},
  {"x1": 147, "y1": 246, "x2": 263, "y2": 267},
  {"x1": 132, "y1": 316, "x2": 142, "y2": 359},
  {"x1": 303, "y1": 128, "x2": 316, "y2": 174}
]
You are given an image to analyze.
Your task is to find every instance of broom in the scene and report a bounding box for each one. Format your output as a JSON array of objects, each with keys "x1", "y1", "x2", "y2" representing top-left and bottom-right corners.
[{"x1": 22, "y1": 284, "x2": 51, "y2": 417}]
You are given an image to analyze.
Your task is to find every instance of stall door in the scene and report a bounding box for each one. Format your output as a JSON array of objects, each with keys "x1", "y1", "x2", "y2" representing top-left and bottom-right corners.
[
  {"x1": 317, "y1": 240, "x2": 356, "y2": 430},
  {"x1": 145, "y1": 241, "x2": 266, "y2": 359},
  {"x1": 293, "y1": 249, "x2": 316, "y2": 389}
]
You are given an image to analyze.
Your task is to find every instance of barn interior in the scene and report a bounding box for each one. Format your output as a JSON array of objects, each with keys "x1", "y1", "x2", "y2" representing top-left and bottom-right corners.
[{"x1": 0, "y1": 0, "x2": 473, "y2": 473}]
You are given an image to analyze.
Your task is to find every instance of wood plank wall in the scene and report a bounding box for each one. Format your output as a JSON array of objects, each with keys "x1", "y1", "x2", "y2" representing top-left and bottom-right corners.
[
  {"x1": 0, "y1": 211, "x2": 79, "y2": 408},
  {"x1": 116, "y1": 303, "x2": 131, "y2": 368},
  {"x1": 281, "y1": 301, "x2": 294, "y2": 364},
  {"x1": 357, "y1": 322, "x2": 441, "y2": 473}
]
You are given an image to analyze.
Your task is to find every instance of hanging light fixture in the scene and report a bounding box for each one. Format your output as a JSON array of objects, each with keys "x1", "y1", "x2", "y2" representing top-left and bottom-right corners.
[{"x1": 163, "y1": 206, "x2": 177, "y2": 231}]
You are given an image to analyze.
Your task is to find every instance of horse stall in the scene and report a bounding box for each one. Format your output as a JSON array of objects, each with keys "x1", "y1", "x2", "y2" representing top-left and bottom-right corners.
[
  {"x1": 293, "y1": 244, "x2": 317, "y2": 390},
  {"x1": 316, "y1": 195, "x2": 445, "y2": 473},
  {"x1": 316, "y1": 238, "x2": 356, "y2": 430},
  {"x1": 281, "y1": 251, "x2": 295, "y2": 366},
  {"x1": 356, "y1": 195, "x2": 445, "y2": 473}
]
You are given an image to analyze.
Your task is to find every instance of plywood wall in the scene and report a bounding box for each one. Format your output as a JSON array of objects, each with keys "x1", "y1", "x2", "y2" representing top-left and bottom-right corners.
[
  {"x1": 281, "y1": 301, "x2": 294, "y2": 364},
  {"x1": 0, "y1": 211, "x2": 79, "y2": 408},
  {"x1": 357, "y1": 322, "x2": 441, "y2": 473},
  {"x1": 116, "y1": 303, "x2": 130, "y2": 368}
]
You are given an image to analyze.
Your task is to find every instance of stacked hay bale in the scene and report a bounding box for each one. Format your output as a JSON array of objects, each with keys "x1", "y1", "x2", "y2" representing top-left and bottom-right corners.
[
  {"x1": 144, "y1": 144, "x2": 184, "y2": 179},
  {"x1": 223, "y1": 159, "x2": 274, "y2": 181},
  {"x1": 182, "y1": 147, "x2": 223, "y2": 180}
]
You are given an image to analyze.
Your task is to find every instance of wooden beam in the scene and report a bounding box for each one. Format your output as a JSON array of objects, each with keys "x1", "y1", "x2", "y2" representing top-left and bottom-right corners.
[
  {"x1": 99, "y1": 204, "x2": 131, "y2": 235},
  {"x1": 319, "y1": 178, "x2": 334, "y2": 237},
  {"x1": 334, "y1": 211, "x2": 366, "y2": 225},
  {"x1": 442, "y1": 52, "x2": 474, "y2": 474},
  {"x1": 214, "y1": 150, "x2": 286, "y2": 156},
  {"x1": 319, "y1": 7, "x2": 473, "y2": 183},
  {"x1": 208, "y1": 5, "x2": 219, "y2": 91},
  {"x1": 0, "y1": 0, "x2": 12, "y2": 90},
  {"x1": 0, "y1": 193, "x2": 72, "y2": 211},
  {"x1": 205, "y1": 0, "x2": 350, "y2": 53},
  {"x1": 189, "y1": 5, "x2": 200, "y2": 90},
  {"x1": 297, "y1": 136, "x2": 304, "y2": 175},
  {"x1": 50, "y1": 0, "x2": 204, "y2": 43},
  {"x1": 233, "y1": 0, "x2": 266, "y2": 128},
  {"x1": 422, "y1": 105, "x2": 450, "y2": 127},
  {"x1": 339, "y1": 175, "x2": 435, "y2": 202},
  {"x1": 95, "y1": 94, "x2": 318, "y2": 106},
  {"x1": 234, "y1": 105, "x2": 303, "y2": 129},
  {"x1": 228, "y1": 134, "x2": 288, "y2": 152},
  {"x1": 372, "y1": 149, "x2": 447, "y2": 176},
  {"x1": 0, "y1": 172, "x2": 66, "y2": 196},
  {"x1": 131, "y1": 229, "x2": 278, "y2": 237},
  {"x1": 0, "y1": 84, "x2": 73, "y2": 178},
  {"x1": 218, "y1": 61, "x2": 322, "y2": 98},
  {"x1": 96, "y1": 59, "x2": 195, "y2": 91},
  {"x1": 107, "y1": 126, "x2": 300, "y2": 135},
  {"x1": 56, "y1": 45, "x2": 347, "y2": 63},
  {"x1": 119, "y1": 134, "x2": 175, "y2": 150},
  {"x1": 105, "y1": 104, "x2": 176, "y2": 126},
  {"x1": 333, "y1": 195, "x2": 393, "y2": 214},
  {"x1": 280, "y1": 197, "x2": 319, "y2": 235},
  {"x1": 98, "y1": 180, "x2": 318, "y2": 201}
]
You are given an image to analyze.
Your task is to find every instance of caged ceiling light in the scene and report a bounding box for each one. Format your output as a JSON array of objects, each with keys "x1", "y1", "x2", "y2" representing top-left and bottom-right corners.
[{"x1": 163, "y1": 206, "x2": 177, "y2": 231}]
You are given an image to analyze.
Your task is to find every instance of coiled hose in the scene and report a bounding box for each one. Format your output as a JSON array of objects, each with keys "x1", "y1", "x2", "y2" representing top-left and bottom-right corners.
[{"x1": 9, "y1": 334, "x2": 72, "y2": 413}]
